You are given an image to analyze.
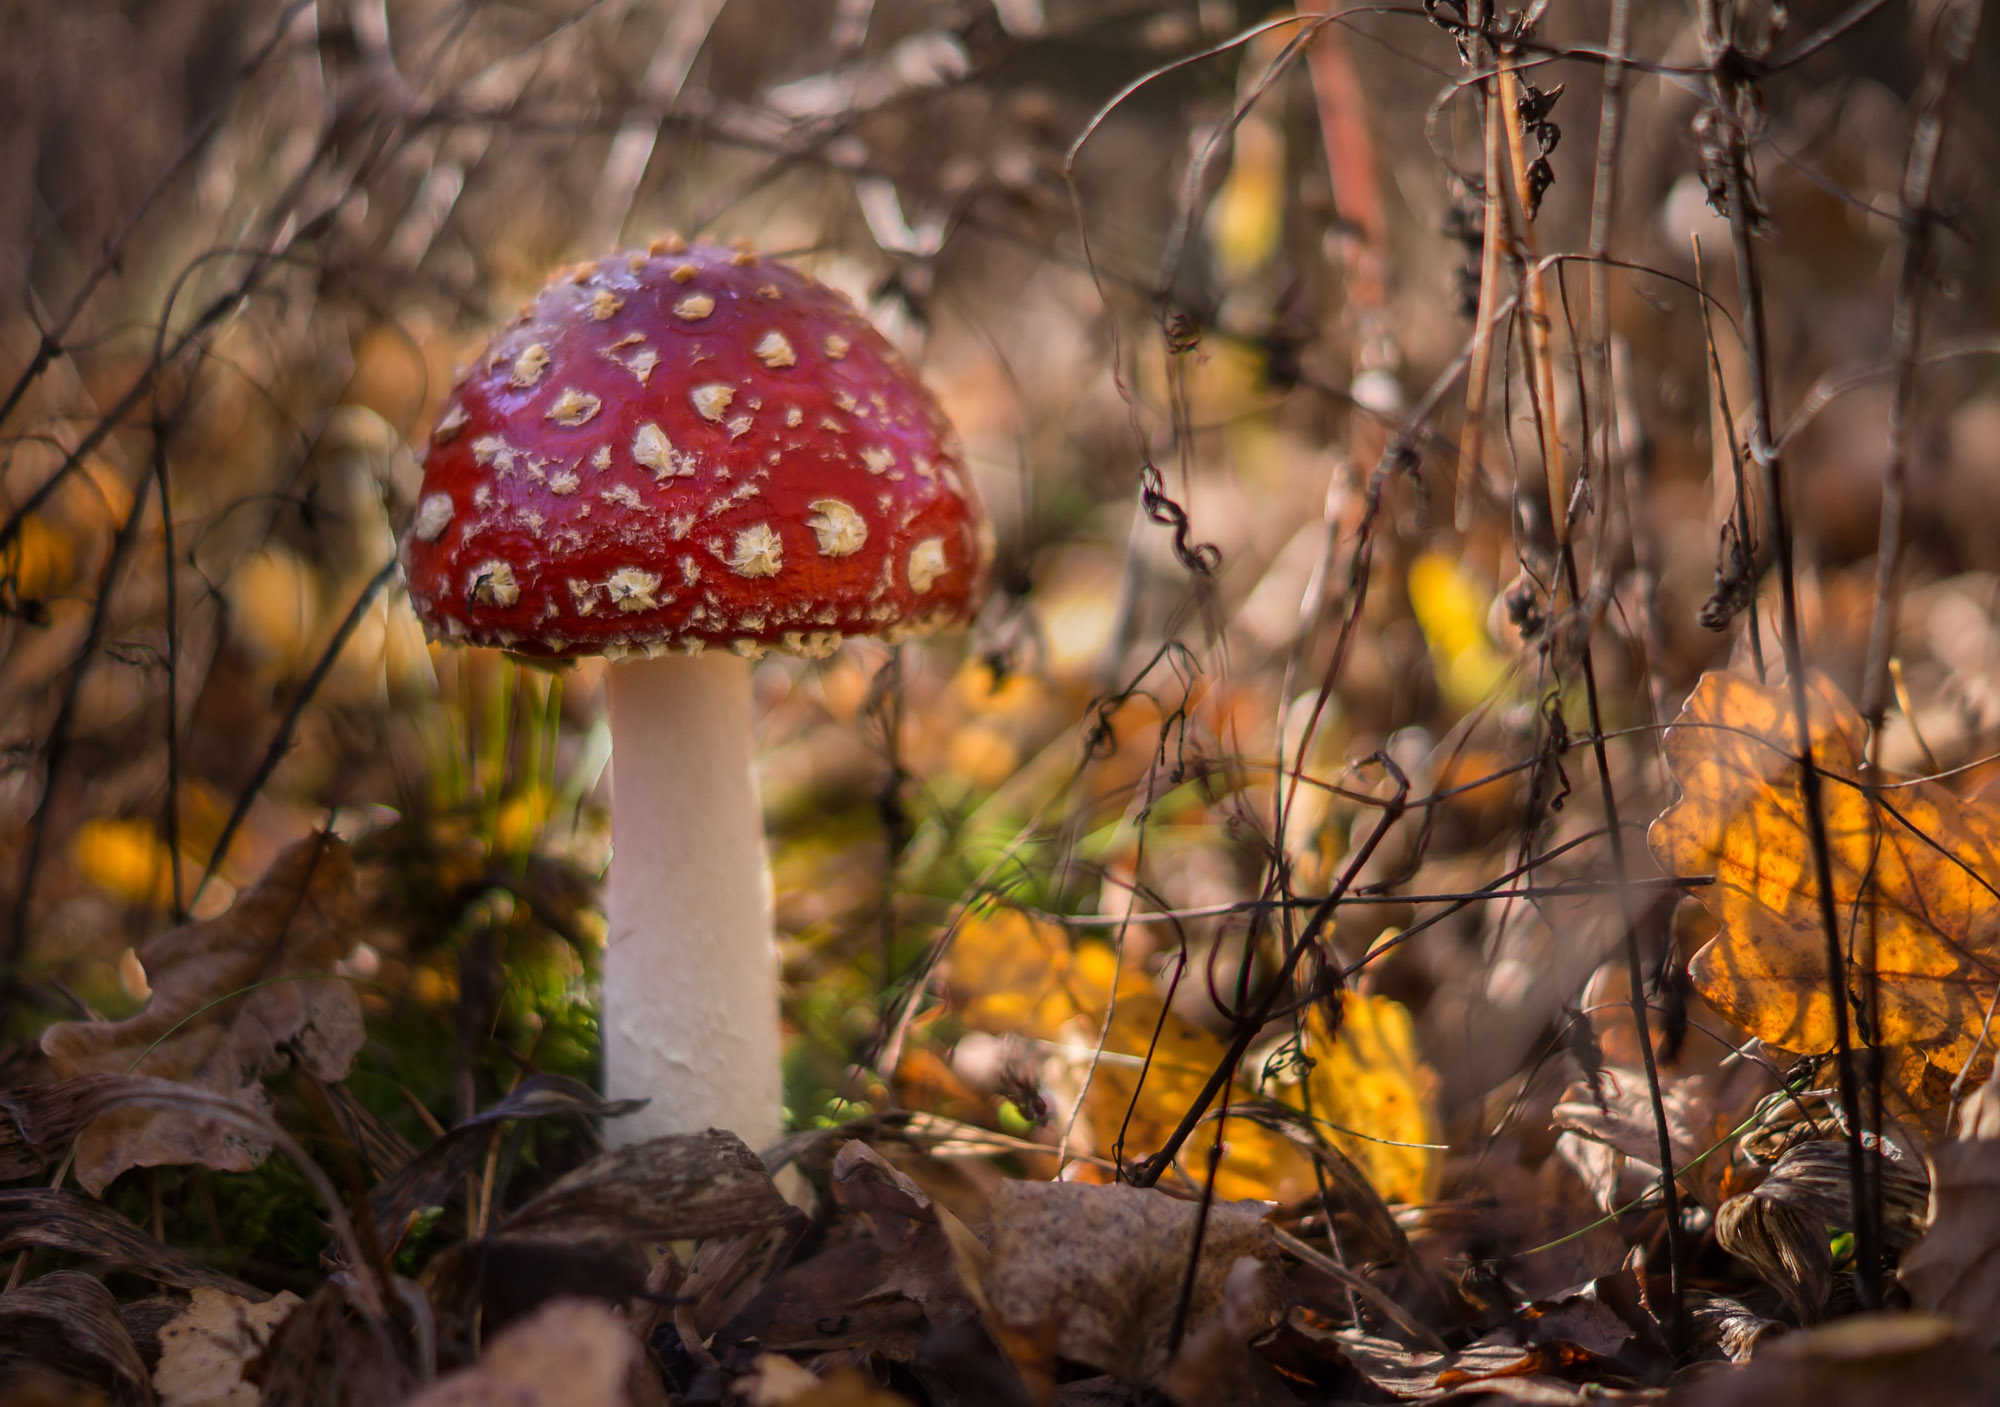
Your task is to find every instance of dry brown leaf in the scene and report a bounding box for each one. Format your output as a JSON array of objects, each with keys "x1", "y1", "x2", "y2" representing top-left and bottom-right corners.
[
  {"x1": 493, "y1": 1130, "x2": 790, "y2": 1245},
  {"x1": 981, "y1": 1180, "x2": 1278, "y2": 1385},
  {"x1": 0, "y1": 1187, "x2": 263, "y2": 1297},
  {"x1": 1157, "y1": 1255, "x2": 1297, "y2": 1407},
  {"x1": 401, "y1": 1298, "x2": 637, "y2": 1407},
  {"x1": 1650, "y1": 672, "x2": 2000, "y2": 1126},
  {"x1": 249, "y1": 1281, "x2": 412, "y2": 1407},
  {"x1": 39, "y1": 836, "x2": 362, "y2": 1192},
  {"x1": 1549, "y1": 1063, "x2": 1757, "y2": 1210},
  {"x1": 152, "y1": 1287, "x2": 302, "y2": 1407},
  {"x1": 1329, "y1": 1332, "x2": 1598, "y2": 1401},
  {"x1": 1714, "y1": 1192, "x2": 1830, "y2": 1325},
  {"x1": 0, "y1": 1273, "x2": 151, "y2": 1407},
  {"x1": 1900, "y1": 1075, "x2": 2000, "y2": 1346}
]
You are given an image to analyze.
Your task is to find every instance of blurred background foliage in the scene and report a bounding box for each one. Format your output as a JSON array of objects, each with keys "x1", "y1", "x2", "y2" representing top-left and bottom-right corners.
[{"x1": 3, "y1": 0, "x2": 1999, "y2": 1274}]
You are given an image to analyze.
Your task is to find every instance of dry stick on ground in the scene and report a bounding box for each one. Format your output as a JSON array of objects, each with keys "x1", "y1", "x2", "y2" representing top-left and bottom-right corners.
[
  {"x1": 150, "y1": 420, "x2": 187, "y2": 923},
  {"x1": 1690, "y1": 235, "x2": 1766, "y2": 679},
  {"x1": 1457, "y1": 27, "x2": 1509, "y2": 531},
  {"x1": 1582, "y1": 0, "x2": 1671, "y2": 731},
  {"x1": 1851, "y1": 0, "x2": 1985, "y2": 1295},
  {"x1": 1488, "y1": 43, "x2": 1689, "y2": 1349},
  {"x1": 1858, "y1": 0, "x2": 1985, "y2": 742},
  {"x1": 1697, "y1": 0, "x2": 1882, "y2": 1307}
]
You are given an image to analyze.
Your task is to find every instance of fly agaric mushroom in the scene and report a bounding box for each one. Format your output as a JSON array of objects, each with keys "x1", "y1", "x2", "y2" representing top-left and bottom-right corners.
[{"x1": 403, "y1": 237, "x2": 989, "y2": 1151}]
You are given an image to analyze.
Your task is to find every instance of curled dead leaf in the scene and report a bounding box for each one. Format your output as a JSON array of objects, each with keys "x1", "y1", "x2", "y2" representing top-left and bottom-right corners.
[
  {"x1": 1668, "y1": 1313, "x2": 2000, "y2": 1407},
  {"x1": 0, "y1": 1273, "x2": 151, "y2": 1407},
  {"x1": 370, "y1": 1074, "x2": 646, "y2": 1239},
  {"x1": 1715, "y1": 1192, "x2": 1830, "y2": 1325},
  {"x1": 39, "y1": 836, "x2": 363, "y2": 1192},
  {"x1": 0, "y1": 1187, "x2": 264, "y2": 1298},
  {"x1": 982, "y1": 1180, "x2": 1278, "y2": 1385},
  {"x1": 494, "y1": 1129, "x2": 789, "y2": 1245}
]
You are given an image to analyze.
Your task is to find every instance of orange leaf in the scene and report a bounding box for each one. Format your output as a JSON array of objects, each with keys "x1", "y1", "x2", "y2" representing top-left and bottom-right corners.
[{"x1": 1650, "y1": 671, "x2": 2000, "y2": 1125}]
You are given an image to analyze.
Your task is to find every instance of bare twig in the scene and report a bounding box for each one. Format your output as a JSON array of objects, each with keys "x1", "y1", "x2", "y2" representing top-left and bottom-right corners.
[
  {"x1": 1697, "y1": 0, "x2": 1881, "y2": 1306},
  {"x1": 1858, "y1": 0, "x2": 1985, "y2": 743}
]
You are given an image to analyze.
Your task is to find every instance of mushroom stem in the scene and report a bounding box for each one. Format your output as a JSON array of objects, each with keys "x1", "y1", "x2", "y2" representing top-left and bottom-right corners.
[{"x1": 602, "y1": 652, "x2": 781, "y2": 1150}]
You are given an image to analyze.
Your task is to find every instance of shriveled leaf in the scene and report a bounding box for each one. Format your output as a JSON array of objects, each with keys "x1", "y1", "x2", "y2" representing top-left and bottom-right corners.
[
  {"x1": 0, "y1": 1272, "x2": 152, "y2": 1407},
  {"x1": 982, "y1": 1180, "x2": 1278, "y2": 1385},
  {"x1": 0, "y1": 1076, "x2": 355, "y2": 1277},
  {"x1": 1685, "y1": 1296, "x2": 1782, "y2": 1363},
  {"x1": 401, "y1": 1298, "x2": 636, "y2": 1407},
  {"x1": 495, "y1": 1130, "x2": 788, "y2": 1245},
  {"x1": 152, "y1": 1288, "x2": 301, "y2": 1407},
  {"x1": 717, "y1": 1142, "x2": 987, "y2": 1379},
  {"x1": 1550, "y1": 1065, "x2": 1745, "y2": 1210},
  {"x1": 676, "y1": 1216, "x2": 810, "y2": 1344},
  {"x1": 419, "y1": 1240, "x2": 650, "y2": 1346},
  {"x1": 1326, "y1": 1330, "x2": 1603, "y2": 1401},
  {"x1": 0, "y1": 1189, "x2": 262, "y2": 1297},
  {"x1": 370, "y1": 1075, "x2": 644, "y2": 1237},
  {"x1": 1746, "y1": 1141, "x2": 1929, "y2": 1249},
  {"x1": 1650, "y1": 673, "x2": 2000, "y2": 1124},
  {"x1": 831, "y1": 1141, "x2": 988, "y2": 1307},
  {"x1": 0, "y1": 1075, "x2": 142, "y2": 1180},
  {"x1": 40, "y1": 837, "x2": 363, "y2": 1191},
  {"x1": 1715, "y1": 1192, "x2": 1830, "y2": 1325}
]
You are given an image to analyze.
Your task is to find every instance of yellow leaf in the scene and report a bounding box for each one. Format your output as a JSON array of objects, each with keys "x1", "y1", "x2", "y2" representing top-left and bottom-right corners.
[
  {"x1": 1209, "y1": 114, "x2": 1284, "y2": 280},
  {"x1": 494, "y1": 785, "x2": 553, "y2": 855},
  {"x1": 1, "y1": 515, "x2": 72, "y2": 602},
  {"x1": 1408, "y1": 553, "x2": 1506, "y2": 707},
  {"x1": 1293, "y1": 992, "x2": 1442, "y2": 1204},
  {"x1": 951, "y1": 909, "x2": 1114, "y2": 1038},
  {"x1": 1650, "y1": 671, "x2": 2000, "y2": 1127},
  {"x1": 947, "y1": 912, "x2": 1441, "y2": 1204},
  {"x1": 226, "y1": 547, "x2": 321, "y2": 674},
  {"x1": 71, "y1": 816, "x2": 175, "y2": 906}
]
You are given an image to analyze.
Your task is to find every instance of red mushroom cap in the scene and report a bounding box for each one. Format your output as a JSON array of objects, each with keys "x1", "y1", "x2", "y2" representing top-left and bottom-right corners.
[{"x1": 403, "y1": 239, "x2": 990, "y2": 661}]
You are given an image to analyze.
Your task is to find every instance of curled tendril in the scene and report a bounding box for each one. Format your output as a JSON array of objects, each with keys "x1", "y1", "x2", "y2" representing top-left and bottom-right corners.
[{"x1": 1140, "y1": 461, "x2": 1222, "y2": 576}]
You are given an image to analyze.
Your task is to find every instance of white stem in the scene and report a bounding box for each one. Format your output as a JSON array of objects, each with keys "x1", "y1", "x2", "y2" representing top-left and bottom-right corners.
[{"x1": 602, "y1": 652, "x2": 781, "y2": 1151}]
